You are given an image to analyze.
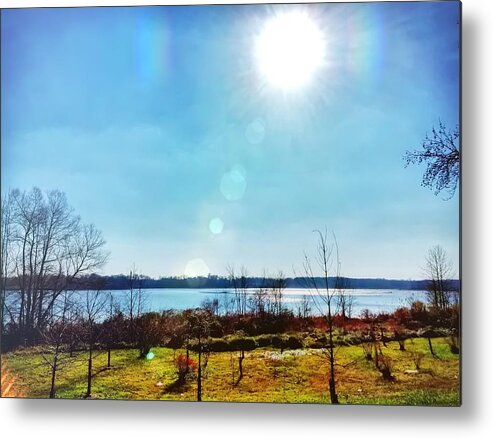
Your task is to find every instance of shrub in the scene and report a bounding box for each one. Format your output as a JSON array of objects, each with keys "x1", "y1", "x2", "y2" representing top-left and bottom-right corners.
[
  {"x1": 398, "y1": 339, "x2": 406, "y2": 351},
  {"x1": 411, "y1": 351, "x2": 424, "y2": 371},
  {"x1": 229, "y1": 336, "x2": 257, "y2": 351},
  {"x1": 313, "y1": 340, "x2": 327, "y2": 349},
  {"x1": 166, "y1": 335, "x2": 184, "y2": 350},
  {"x1": 270, "y1": 334, "x2": 288, "y2": 349},
  {"x1": 134, "y1": 312, "x2": 167, "y2": 358},
  {"x1": 208, "y1": 338, "x2": 230, "y2": 352},
  {"x1": 448, "y1": 304, "x2": 460, "y2": 331},
  {"x1": 209, "y1": 320, "x2": 224, "y2": 338},
  {"x1": 392, "y1": 307, "x2": 411, "y2": 325},
  {"x1": 256, "y1": 334, "x2": 273, "y2": 347},
  {"x1": 409, "y1": 301, "x2": 429, "y2": 325},
  {"x1": 305, "y1": 336, "x2": 325, "y2": 349},
  {"x1": 394, "y1": 331, "x2": 407, "y2": 351},
  {"x1": 360, "y1": 309, "x2": 375, "y2": 322},
  {"x1": 175, "y1": 353, "x2": 197, "y2": 380},
  {"x1": 340, "y1": 333, "x2": 360, "y2": 346},
  {"x1": 284, "y1": 335, "x2": 304, "y2": 350},
  {"x1": 448, "y1": 335, "x2": 460, "y2": 354},
  {"x1": 376, "y1": 353, "x2": 394, "y2": 381}
]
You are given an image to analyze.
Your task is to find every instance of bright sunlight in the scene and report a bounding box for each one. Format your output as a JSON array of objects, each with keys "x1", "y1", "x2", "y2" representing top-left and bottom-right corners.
[{"x1": 254, "y1": 11, "x2": 326, "y2": 91}]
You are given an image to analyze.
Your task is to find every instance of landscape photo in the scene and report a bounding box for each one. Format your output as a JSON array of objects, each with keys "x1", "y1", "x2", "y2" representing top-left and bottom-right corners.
[{"x1": 0, "y1": 1, "x2": 460, "y2": 405}]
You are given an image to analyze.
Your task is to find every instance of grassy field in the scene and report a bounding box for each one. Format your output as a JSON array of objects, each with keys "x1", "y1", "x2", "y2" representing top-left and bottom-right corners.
[{"x1": 1, "y1": 337, "x2": 459, "y2": 405}]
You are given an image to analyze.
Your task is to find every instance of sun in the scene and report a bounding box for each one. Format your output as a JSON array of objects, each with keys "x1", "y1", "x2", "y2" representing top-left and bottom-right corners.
[{"x1": 254, "y1": 11, "x2": 326, "y2": 91}]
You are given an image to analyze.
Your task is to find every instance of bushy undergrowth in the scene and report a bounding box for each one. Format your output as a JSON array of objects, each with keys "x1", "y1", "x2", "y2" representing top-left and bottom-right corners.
[{"x1": 2, "y1": 301, "x2": 460, "y2": 357}]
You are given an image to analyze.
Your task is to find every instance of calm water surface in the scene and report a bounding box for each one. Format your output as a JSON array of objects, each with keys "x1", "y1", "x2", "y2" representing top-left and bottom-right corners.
[{"x1": 77, "y1": 288, "x2": 427, "y2": 316}]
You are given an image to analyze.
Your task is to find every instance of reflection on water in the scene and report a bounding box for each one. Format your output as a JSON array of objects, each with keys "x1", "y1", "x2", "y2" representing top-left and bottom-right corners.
[{"x1": 71, "y1": 288, "x2": 427, "y2": 317}]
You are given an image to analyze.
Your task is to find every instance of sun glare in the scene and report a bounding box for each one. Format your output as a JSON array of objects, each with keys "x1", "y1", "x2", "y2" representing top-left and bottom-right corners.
[{"x1": 254, "y1": 11, "x2": 326, "y2": 91}]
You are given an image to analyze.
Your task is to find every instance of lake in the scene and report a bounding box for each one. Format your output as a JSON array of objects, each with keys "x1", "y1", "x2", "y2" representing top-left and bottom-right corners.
[{"x1": 77, "y1": 288, "x2": 428, "y2": 317}]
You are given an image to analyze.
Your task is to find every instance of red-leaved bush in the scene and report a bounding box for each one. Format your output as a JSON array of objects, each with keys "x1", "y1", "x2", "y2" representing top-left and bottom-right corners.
[{"x1": 175, "y1": 354, "x2": 197, "y2": 379}]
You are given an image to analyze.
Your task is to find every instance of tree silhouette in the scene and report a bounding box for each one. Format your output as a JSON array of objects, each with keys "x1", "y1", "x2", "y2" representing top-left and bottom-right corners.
[
  {"x1": 301, "y1": 229, "x2": 341, "y2": 404},
  {"x1": 404, "y1": 122, "x2": 460, "y2": 199}
]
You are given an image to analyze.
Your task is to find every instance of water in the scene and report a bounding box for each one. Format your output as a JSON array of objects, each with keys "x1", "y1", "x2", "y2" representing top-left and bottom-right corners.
[{"x1": 74, "y1": 288, "x2": 428, "y2": 317}]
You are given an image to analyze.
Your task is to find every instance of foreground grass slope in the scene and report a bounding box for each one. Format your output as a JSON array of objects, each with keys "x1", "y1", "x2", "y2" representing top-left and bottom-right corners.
[{"x1": 2, "y1": 337, "x2": 459, "y2": 405}]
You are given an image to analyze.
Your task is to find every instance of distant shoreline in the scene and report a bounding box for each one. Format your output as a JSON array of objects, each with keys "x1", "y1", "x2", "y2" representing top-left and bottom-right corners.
[{"x1": 4, "y1": 275, "x2": 460, "y2": 292}]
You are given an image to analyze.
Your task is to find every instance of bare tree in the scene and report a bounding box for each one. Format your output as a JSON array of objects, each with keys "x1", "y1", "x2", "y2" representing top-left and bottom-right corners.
[
  {"x1": 201, "y1": 296, "x2": 220, "y2": 316},
  {"x1": 227, "y1": 265, "x2": 249, "y2": 316},
  {"x1": 270, "y1": 271, "x2": 286, "y2": 316},
  {"x1": 126, "y1": 268, "x2": 144, "y2": 324},
  {"x1": 80, "y1": 289, "x2": 108, "y2": 398},
  {"x1": 101, "y1": 293, "x2": 123, "y2": 367},
  {"x1": 185, "y1": 309, "x2": 212, "y2": 401},
  {"x1": 125, "y1": 267, "x2": 148, "y2": 350},
  {"x1": 250, "y1": 287, "x2": 268, "y2": 317},
  {"x1": 220, "y1": 292, "x2": 234, "y2": 316},
  {"x1": 423, "y1": 245, "x2": 454, "y2": 310},
  {"x1": 301, "y1": 229, "x2": 341, "y2": 404},
  {"x1": 105, "y1": 293, "x2": 116, "y2": 367},
  {"x1": 404, "y1": 122, "x2": 460, "y2": 198},
  {"x1": 335, "y1": 277, "x2": 354, "y2": 321},
  {"x1": 249, "y1": 270, "x2": 269, "y2": 318},
  {"x1": 39, "y1": 291, "x2": 77, "y2": 398},
  {"x1": 297, "y1": 294, "x2": 312, "y2": 319},
  {"x1": 1, "y1": 191, "x2": 15, "y2": 330},
  {"x1": 2, "y1": 188, "x2": 108, "y2": 344}
]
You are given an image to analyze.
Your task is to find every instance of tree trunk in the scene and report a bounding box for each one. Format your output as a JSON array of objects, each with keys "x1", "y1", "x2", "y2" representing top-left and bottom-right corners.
[
  {"x1": 374, "y1": 342, "x2": 380, "y2": 369},
  {"x1": 197, "y1": 347, "x2": 202, "y2": 402},
  {"x1": 239, "y1": 350, "x2": 244, "y2": 380},
  {"x1": 139, "y1": 346, "x2": 150, "y2": 359},
  {"x1": 328, "y1": 313, "x2": 339, "y2": 404},
  {"x1": 107, "y1": 348, "x2": 111, "y2": 368},
  {"x1": 328, "y1": 349, "x2": 339, "y2": 404},
  {"x1": 329, "y1": 376, "x2": 338, "y2": 404},
  {"x1": 236, "y1": 350, "x2": 245, "y2": 385},
  {"x1": 86, "y1": 348, "x2": 93, "y2": 398},
  {"x1": 428, "y1": 337, "x2": 435, "y2": 357},
  {"x1": 381, "y1": 329, "x2": 387, "y2": 347},
  {"x1": 49, "y1": 356, "x2": 58, "y2": 399}
]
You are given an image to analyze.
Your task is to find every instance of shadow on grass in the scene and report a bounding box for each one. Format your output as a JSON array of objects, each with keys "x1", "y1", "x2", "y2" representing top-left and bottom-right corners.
[
  {"x1": 91, "y1": 365, "x2": 120, "y2": 378},
  {"x1": 164, "y1": 376, "x2": 192, "y2": 394},
  {"x1": 46, "y1": 364, "x2": 118, "y2": 399}
]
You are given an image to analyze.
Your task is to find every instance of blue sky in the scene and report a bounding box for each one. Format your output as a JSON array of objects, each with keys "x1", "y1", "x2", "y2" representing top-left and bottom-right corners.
[{"x1": 1, "y1": 2, "x2": 460, "y2": 279}]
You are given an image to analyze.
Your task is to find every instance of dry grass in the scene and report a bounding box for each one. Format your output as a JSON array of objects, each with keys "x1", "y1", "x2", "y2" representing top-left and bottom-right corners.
[{"x1": 1, "y1": 337, "x2": 459, "y2": 405}]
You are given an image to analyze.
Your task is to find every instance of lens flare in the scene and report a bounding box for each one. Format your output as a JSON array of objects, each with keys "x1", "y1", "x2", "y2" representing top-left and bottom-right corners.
[
  {"x1": 245, "y1": 119, "x2": 266, "y2": 144},
  {"x1": 185, "y1": 258, "x2": 210, "y2": 278},
  {"x1": 220, "y1": 168, "x2": 247, "y2": 201},
  {"x1": 146, "y1": 351, "x2": 155, "y2": 360},
  {"x1": 209, "y1": 217, "x2": 224, "y2": 234}
]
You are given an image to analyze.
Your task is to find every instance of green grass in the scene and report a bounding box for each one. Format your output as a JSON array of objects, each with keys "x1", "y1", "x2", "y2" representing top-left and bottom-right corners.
[{"x1": 1, "y1": 337, "x2": 460, "y2": 405}]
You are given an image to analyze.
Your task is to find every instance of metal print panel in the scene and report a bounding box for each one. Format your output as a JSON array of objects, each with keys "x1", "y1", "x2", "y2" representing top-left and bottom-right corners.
[{"x1": 0, "y1": 1, "x2": 461, "y2": 406}]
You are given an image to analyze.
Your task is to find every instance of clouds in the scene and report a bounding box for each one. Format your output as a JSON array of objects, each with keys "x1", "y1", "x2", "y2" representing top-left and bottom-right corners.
[{"x1": 1, "y1": 3, "x2": 460, "y2": 279}]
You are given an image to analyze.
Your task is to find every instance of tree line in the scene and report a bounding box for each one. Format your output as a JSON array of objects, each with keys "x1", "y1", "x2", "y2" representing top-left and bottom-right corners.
[{"x1": 1, "y1": 272, "x2": 459, "y2": 293}]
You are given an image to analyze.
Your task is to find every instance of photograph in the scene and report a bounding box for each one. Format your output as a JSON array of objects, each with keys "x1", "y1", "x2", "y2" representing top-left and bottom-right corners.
[{"x1": 1, "y1": 1, "x2": 460, "y2": 406}]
